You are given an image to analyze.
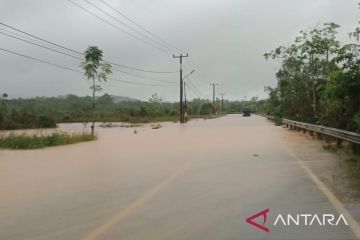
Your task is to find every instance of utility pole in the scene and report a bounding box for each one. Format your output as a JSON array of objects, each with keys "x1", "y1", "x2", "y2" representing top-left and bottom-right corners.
[
  {"x1": 184, "y1": 81, "x2": 187, "y2": 122},
  {"x1": 173, "y1": 53, "x2": 188, "y2": 123},
  {"x1": 210, "y1": 83, "x2": 218, "y2": 114},
  {"x1": 210, "y1": 83, "x2": 218, "y2": 104},
  {"x1": 220, "y1": 93, "x2": 225, "y2": 113}
]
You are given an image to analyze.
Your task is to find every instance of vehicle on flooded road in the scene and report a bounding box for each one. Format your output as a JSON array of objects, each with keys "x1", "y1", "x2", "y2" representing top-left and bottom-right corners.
[{"x1": 243, "y1": 107, "x2": 251, "y2": 117}]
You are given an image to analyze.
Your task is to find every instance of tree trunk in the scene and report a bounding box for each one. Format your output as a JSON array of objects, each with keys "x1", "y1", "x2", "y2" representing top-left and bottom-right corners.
[
  {"x1": 91, "y1": 78, "x2": 95, "y2": 136},
  {"x1": 312, "y1": 80, "x2": 317, "y2": 120}
]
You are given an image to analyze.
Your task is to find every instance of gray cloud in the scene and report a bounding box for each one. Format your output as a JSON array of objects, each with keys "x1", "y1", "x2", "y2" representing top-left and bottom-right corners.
[{"x1": 0, "y1": 0, "x2": 358, "y2": 101}]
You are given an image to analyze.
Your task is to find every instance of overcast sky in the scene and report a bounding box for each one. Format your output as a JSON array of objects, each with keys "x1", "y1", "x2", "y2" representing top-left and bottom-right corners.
[{"x1": 0, "y1": 0, "x2": 359, "y2": 101}]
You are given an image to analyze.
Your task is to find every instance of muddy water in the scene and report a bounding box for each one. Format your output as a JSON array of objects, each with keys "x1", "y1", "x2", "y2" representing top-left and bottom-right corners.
[
  {"x1": 0, "y1": 115, "x2": 359, "y2": 240},
  {"x1": 0, "y1": 123, "x2": 87, "y2": 137}
]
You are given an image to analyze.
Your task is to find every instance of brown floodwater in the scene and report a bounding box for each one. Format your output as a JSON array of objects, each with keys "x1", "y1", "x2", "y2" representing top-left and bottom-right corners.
[{"x1": 0, "y1": 115, "x2": 359, "y2": 240}]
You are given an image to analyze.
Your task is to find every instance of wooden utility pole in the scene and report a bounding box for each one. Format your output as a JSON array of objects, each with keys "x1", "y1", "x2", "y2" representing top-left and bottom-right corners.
[
  {"x1": 210, "y1": 83, "x2": 219, "y2": 104},
  {"x1": 173, "y1": 53, "x2": 188, "y2": 123},
  {"x1": 220, "y1": 93, "x2": 225, "y2": 113},
  {"x1": 184, "y1": 81, "x2": 188, "y2": 122},
  {"x1": 210, "y1": 83, "x2": 219, "y2": 114}
]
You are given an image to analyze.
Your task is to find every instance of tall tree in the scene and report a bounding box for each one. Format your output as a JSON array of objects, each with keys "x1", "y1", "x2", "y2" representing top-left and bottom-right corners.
[
  {"x1": 81, "y1": 46, "x2": 112, "y2": 135},
  {"x1": 0, "y1": 93, "x2": 8, "y2": 128},
  {"x1": 264, "y1": 23, "x2": 341, "y2": 122}
]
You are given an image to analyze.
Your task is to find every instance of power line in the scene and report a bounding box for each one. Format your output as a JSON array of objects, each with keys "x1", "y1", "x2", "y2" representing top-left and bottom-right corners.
[
  {"x1": 181, "y1": 65, "x2": 203, "y2": 96},
  {"x1": 112, "y1": 67, "x2": 176, "y2": 83},
  {"x1": 0, "y1": 27, "x2": 58, "y2": 49},
  {"x1": 67, "y1": 0, "x2": 169, "y2": 53},
  {"x1": 185, "y1": 80, "x2": 201, "y2": 98},
  {"x1": 104, "y1": 60, "x2": 178, "y2": 74},
  {"x1": 185, "y1": 57, "x2": 209, "y2": 84},
  {"x1": 0, "y1": 47, "x2": 82, "y2": 73},
  {"x1": 0, "y1": 31, "x2": 83, "y2": 60},
  {"x1": 81, "y1": 0, "x2": 175, "y2": 53},
  {"x1": 97, "y1": 0, "x2": 184, "y2": 53},
  {"x1": 0, "y1": 30, "x2": 177, "y2": 84},
  {"x1": 0, "y1": 22, "x2": 83, "y2": 55},
  {"x1": 0, "y1": 30, "x2": 178, "y2": 84},
  {"x1": 0, "y1": 47, "x2": 174, "y2": 87},
  {"x1": 186, "y1": 76, "x2": 203, "y2": 96},
  {"x1": 0, "y1": 22, "x2": 178, "y2": 74},
  {"x1": 108, "y1": 77, "x2": 174, "y2": 87}
]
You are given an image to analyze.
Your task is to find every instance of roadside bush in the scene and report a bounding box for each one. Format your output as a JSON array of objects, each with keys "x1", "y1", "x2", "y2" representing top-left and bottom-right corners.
[
  {"x1": 168, "y1": 109, "x2": 179, "y2": 116},
  {"x1": 0, "y1": 132, "x2": 96, "y2": 149},
  {"x1": 37, "y1": 116, "x2": 57, "y2": 128}
]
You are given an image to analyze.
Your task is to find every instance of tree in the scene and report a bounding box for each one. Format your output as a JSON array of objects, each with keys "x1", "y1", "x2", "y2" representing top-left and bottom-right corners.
[
  {"x1": 200, "y1": 103, "x2": 213, "y2": 115},
  {"x1": 264, "y1": 23, "x2": 341, "y2": 122},
  {"x1": 148, "y1": 93, "x2": 162, "y2": 117},
  {"x1": 81, "y1": 46, "x2": 112, "y2": 135},
  {"x1": 0, "y1": 93, "x2": 8, "y2": 127},
  {"x1": 263, "y1": 2, "x2": 360, "y2": 132}
]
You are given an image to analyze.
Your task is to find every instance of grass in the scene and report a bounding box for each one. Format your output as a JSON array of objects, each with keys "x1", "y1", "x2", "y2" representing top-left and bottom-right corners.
[
  {"x1": 99, "y1": 115, "x2": 215, "y2": 124},
  {"x1": 0, "y1": 132, "x2": 96, "y2": 149},
  {"x1": 98, "y1": 115, "x2": 217, "y2": 127},
  {"x1": 151, "y1": 123, "x2": 162, "y2": 129}
]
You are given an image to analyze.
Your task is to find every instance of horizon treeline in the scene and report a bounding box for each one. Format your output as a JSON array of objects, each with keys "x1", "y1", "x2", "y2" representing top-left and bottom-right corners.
[{"x1": 0, "y1": 93, "x2": 258, "y2": 129}]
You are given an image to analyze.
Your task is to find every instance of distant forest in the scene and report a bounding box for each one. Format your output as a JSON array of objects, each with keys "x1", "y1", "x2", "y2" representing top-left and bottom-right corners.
[{"x1": 0, "y1": 93, "x2": 258, "y2": 130}]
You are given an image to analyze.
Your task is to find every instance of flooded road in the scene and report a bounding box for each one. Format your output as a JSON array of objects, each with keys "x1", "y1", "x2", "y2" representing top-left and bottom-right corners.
[{"x1": 0, "y1": 115, "x2": 359, "y2": 240}]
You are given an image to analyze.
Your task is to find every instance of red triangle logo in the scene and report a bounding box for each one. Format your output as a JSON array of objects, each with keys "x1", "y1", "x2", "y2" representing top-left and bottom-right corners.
[{"x1": 245, "y1": 208, "x2": 270, "y2": 232}]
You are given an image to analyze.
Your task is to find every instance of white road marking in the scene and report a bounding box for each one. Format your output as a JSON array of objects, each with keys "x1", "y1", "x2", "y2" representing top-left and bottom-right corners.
[
  {"x1": 82, "y1": 160, "x2": 193, "y2": 240},
  {"x1": 285, "y1": 146, "x2": 360, "y2": 239}
]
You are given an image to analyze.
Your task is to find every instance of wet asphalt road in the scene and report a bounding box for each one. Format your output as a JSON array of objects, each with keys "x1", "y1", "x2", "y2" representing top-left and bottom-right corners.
[{"x1": 0, "y1": 114, "x2": 358, "y2": 240}]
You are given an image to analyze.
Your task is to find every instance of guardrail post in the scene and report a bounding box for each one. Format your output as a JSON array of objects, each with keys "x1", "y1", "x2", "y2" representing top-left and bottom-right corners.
[
  {"x1": 281, "y1": 118, "x2": 360, "y2": 151},
  {"x1": 317, "y1": 133, "x2": 323, "y2": 140},
  {"x1": 336, "y1": 138, "x2": 342, "y2": 147},
  {"x1": 352, "y1": 143, "x2": 360, "y2": 155}
]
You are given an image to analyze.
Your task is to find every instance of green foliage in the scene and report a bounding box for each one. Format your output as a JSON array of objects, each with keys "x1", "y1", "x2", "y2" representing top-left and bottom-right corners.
[
  {"x1": 354, "y1": 112, "x2": 360, "y2": 133},
  {"x1": 147, "y1": 93, "x2": 162, "y2": 117},
  {"x1": 0, "y1": 93, "x2": 263, "y2": 129},
  {"x1": 0, "y1": 133, "x2": 96, "y2": 149},
  {"x1": 263, "y1": 11, "x2": 360, "y2": 132},
  {"x1": 37, "y1": 115, "x2": 57, "y2": 128},
  {"x1": 199, "y1": 103, "x2": 213, "y2": 115},
  {"x1": 81, "y1": 46, "x2": 112, "y2": 83},
  {"x1": 0, "y1": 107, "x2": 57, "y2": 130},
  {"x1": 81, "y1": 46, "x2": 112, "y2": 134}
]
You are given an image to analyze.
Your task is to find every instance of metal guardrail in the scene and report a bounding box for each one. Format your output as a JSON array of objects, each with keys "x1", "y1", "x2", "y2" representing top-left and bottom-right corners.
[{"x1": 282, "y1": 119, "x2": 360, "y2": 145}]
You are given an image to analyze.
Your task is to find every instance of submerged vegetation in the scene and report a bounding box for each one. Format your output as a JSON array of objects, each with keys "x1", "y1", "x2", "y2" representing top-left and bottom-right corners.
[
  {"x1": 0, "y1": 93, "x2": 260, "y2": 130},
  {"x1": 0, "y1": 132, "x2": 96, "y2": 149}
]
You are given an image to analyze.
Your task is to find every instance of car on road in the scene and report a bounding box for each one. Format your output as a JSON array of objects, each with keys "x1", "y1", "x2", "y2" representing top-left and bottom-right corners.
[{"x1": 243, "y1": 108, "x2": 251, "y2": 117}]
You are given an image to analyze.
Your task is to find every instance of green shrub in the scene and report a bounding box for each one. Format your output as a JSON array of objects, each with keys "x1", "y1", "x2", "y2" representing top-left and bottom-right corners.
[
  {"x1": 0, "y1": 132, "x2": 96, "y2": 149},
  {"x1": 168, "y1": 109, "x2": 179, "y2": 116},
  {"x1": 37, "y1": 115, "x2": 57, "y2": 128},
  {"x1": 354, "y1": 113, "x2": 360, "y2": 133}
]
